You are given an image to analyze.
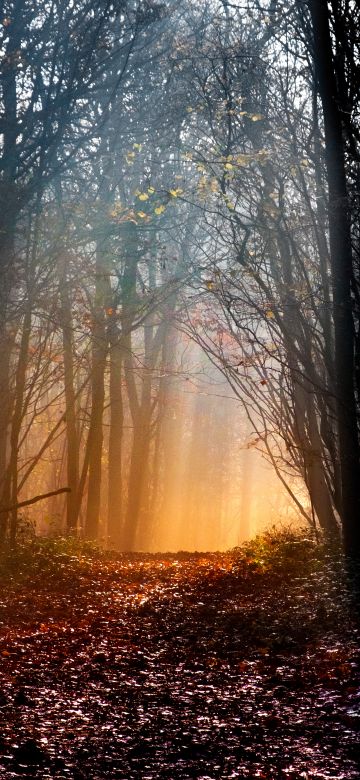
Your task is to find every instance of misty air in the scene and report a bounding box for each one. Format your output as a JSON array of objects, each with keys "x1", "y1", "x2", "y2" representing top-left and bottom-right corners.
[{"x1": 0, "y1": 1, "x2": 359, "y2": 778}]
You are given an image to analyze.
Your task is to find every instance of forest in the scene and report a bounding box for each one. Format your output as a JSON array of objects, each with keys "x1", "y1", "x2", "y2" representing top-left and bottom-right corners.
[{"x1": 0, "y1": 1, "x2": 360, "y2": 778}]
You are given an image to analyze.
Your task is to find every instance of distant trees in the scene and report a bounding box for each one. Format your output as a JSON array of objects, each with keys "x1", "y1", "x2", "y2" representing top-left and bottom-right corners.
[
  {"x1": 0, "y1": 0, "x2": 185, "y2": 544},
  {"x1": 1, "y1": 0, "x2": 360, "y2": 554}
]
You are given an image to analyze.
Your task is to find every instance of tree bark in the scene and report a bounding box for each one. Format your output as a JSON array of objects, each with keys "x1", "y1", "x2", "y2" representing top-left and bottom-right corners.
[
  {"x1": 308, "y1": 0, "x2": 360, "y2": 555},
  {"x1": 121, "y1": 325, "x2": 153, "y2": 551},
  {"x1": 8, "y1": 307, "x2": 32, "y2": 547},
  {"x1": 107, "y1": 321, "x2": 124, "y2": 546},
  {"x1": 58, "y1": 253, "x2": 79, "y2": 532},
  {"x1": 84, "y1": 244, "x2": 108, "y2": 540}
]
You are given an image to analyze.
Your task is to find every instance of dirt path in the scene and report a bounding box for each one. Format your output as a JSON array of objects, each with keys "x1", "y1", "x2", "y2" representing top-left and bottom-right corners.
[{"x1": 0, "y1": 542, "x2": 359, "y2": 778}]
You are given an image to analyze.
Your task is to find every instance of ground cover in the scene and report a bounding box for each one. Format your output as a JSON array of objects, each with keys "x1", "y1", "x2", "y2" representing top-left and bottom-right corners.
[{"x1": 0, "y1": 531, "x2": 359, "y2": 779}]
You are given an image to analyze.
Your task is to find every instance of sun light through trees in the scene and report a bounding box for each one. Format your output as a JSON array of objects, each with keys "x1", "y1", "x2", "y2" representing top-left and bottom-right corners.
[{"x1": 1, "y1": 0, "x2": 360, "y2": 556}]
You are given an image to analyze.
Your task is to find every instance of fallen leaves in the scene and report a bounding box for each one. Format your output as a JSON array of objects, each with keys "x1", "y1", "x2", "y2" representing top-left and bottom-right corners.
[{"x1": 0, "y1": 536, "x2": 359, "y2": 778}]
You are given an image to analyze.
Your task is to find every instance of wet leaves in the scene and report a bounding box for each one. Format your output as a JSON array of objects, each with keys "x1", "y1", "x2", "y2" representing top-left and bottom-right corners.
[{"x1": 0, "y1": 535, "x2": 359, "y2": 778}]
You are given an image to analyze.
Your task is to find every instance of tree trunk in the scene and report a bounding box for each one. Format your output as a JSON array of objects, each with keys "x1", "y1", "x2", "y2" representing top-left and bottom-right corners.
[
  {"x1": 107, "y1": 321, "x2": 124, "y2": 546},
  {"x1": 0, "y1": 8, "x2": 20, "y2": 542},
  {"x1": 58, "y1": 254, "x2": 79, "y2": 532},
  {"x1": 0, "y1": 332, "x2": 12, "y2": 495},
  {"x1": 121, "y1": 328, "x2": 153, "y2": 552},
  {"x1": 84, "y1": 245, "x2": 108, "y2": 540},
  {"x1": 309, "y1": 0, "x2": 360, "y2": 555},
  {"x1": 8, "y1": 307, "x2": 32, "y2": 547},
  {"x1": 151, "y1": 323, "x2": 180, "y2": 549}
]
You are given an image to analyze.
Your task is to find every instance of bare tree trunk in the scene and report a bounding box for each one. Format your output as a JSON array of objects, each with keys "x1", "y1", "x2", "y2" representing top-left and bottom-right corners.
[
  {"x1": 84, "y1": 244, "x2": 108, "y2": 540},
  {"x1": 183, "y1": 388, "x2": 210, "y2": 550},
  {"x1": 151, "y1": 323, "x2": 180, "y2": 547},
  {"x1": 121, "y1": 326, "x2": 153, "y2": 551},
  {"x1": 0, "y1": 8, "x2": 20, "y2": 542},
  {"x1": 304, "y1": 382, "x2": 339, "y2": 536},
  {"x1": 309, "y1": 0, "x2": 360, "y2": 555},
  {"x1": 58, "y1": 254, "x2": 79, "y2": 532},
  {"x1": 107, "y1": 321, "x2": 124, "y2": 546},
  {"x1": 0, "y1": 332, "x2": 12, "y2": 492},
  {"x1": 8, "y1": 307, "x2": 32, "y2": 546},
  {"x1": 118, "y1": 224, "x2": 142, "y2": 551}
]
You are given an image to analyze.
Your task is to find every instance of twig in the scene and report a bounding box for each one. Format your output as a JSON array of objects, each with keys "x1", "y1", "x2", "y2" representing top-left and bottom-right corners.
[{"x1": 0, "y1": 488, "x2": 71, "y2": 513}]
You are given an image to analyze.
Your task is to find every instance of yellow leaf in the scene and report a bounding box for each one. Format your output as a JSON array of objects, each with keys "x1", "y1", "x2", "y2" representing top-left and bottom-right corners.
[
  {"x1": 236, "y1": 154, "x2": 250, "y2": 166},
  {"x1": 205, "y1": 280, "x2": 214, "y2": 290},
  {"x1": 147, "y1": 186, "x2": 155, "y2": 194},
  {"x1": 224, "y1": 163, "x2": 233, "y2": 170},
  {"x1": 137, "y1": 211, "x2": 147, "y2": 218},
  {"x1": 226, "y1": 201, "x2": 235, "y2": 210},
  {"x1": 169, "y1": 188, "x2": 183, "y2": 197},
  {"x1": 133, "y1": 143, "x2": 142, "y2": 151},
  {"x1": 265, "y1": 310, "x2": 275, "y2": 318},
  {"x1": 138, "y1": 193, "x2": 149, "y2": 201},
  {"x1": 251, "y1": 114, "x2": 263, "y2": 122},
  {"x1": 155, "y1": 205, "x2": 166, "y2": 215}
]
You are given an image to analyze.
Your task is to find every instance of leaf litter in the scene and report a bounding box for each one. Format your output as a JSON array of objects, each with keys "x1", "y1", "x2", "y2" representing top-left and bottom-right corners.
[{"x1": 0, "y1": 532, "x2": 359, "y2": 779}]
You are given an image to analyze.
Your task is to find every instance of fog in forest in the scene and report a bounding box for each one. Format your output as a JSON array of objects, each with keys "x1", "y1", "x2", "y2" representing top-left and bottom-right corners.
[
  {"x1": 2, "y1": 0, "x2": 357, "y2": 554},
  {"x1": 1, "y1": 2, "x2": 360, "y2": 776},
  {"x1": 27, "y1": 339, "x2": 299, "y2": 552}
]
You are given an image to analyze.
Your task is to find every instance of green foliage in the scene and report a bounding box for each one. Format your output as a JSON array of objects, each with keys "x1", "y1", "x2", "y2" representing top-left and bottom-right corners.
[
  {"x1": 233, "y1": 526, "x2": 338, "y2": 576},
  {"x1": 0, "y1": 525, "x2": 343, "y2": 589},
  {"x1": 0, "y1": 534, "x2": 105, "y2": 584}
]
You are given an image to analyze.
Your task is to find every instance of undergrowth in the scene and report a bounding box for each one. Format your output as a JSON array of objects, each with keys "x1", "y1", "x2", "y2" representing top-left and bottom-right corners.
[{"x1": 0, "y1": 525, "x2": 344, "y2": 586}]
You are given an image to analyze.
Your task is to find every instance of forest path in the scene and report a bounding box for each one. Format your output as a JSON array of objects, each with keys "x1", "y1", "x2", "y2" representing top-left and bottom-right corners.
[{"x1": 0, "y1": 541, "x2": 359, "y2": 779}]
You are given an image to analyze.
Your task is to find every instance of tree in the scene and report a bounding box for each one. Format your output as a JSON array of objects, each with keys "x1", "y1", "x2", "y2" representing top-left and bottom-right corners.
[{"x1": 306, "y1": 0, "x2": 360, "y2": 553}]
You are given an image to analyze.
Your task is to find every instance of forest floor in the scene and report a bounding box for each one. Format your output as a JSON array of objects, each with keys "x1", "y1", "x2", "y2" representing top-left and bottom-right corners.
[{"x1": 0, "y1": 531, "x2": 359, "y2": 780}]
